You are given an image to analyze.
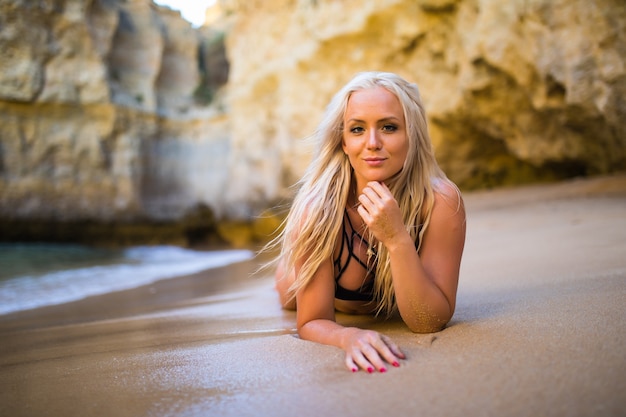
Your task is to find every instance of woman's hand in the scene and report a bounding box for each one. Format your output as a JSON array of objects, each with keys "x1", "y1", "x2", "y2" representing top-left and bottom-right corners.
[
  {"x1": 357, "y1": 181, "x2": 407, "y2": 247},
  {"x1": 342, "y1": 327, "x2": 405, "y2": 373}
]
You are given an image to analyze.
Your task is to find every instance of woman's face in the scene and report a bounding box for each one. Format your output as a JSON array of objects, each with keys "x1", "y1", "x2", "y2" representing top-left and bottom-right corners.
[{"x1": 342, "y1": 86, "x2": 409, "y2": 191}]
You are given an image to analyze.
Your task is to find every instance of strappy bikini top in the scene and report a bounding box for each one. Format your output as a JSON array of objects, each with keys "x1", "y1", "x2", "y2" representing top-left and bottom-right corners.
[{"x1": 333, "y1": 209, "x2": 377, "y2": 302}]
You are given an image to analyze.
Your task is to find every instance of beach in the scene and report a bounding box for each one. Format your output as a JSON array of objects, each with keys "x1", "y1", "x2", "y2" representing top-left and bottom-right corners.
[{"x1": 1, "y1": 174, "x2": 625, "y2": 417}]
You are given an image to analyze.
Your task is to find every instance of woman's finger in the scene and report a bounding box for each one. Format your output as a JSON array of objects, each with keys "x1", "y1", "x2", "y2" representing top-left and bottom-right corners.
[
  {"x1": 356, "y1": 204, "x2": 372, "y2": 224},
  {"x1": 349, "y1": 349, "x2": 377, "y2": 373},
  {"x1": 345, "y1": 355, "x2": 359, "y2": 373},
  {"x1": 357, "y1": 191, "x2": 376, "y2": 212},
  {"x1": 385, "y1": 340, "x2": 406, "y2": 360},
  {"x1": 380, "y1": 335, "x2": 406, "y2": 364},
  {"x1": 345, "y1": 332, "x2": 405, "y2": 373},
  {"x1": 364, "y1": 181, "x2": 393, "y2": 202},
  {"x1": 360, "y1": 343, "x2": 388, "y2": 373},
  {"x1": 367, "y1": 337, "x2": 400, "y2": 368}
]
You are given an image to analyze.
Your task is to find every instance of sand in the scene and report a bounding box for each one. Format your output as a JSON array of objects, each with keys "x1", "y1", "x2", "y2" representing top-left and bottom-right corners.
[{"x1": 1, "y1": 174, "x2": 625, "y2": 417}]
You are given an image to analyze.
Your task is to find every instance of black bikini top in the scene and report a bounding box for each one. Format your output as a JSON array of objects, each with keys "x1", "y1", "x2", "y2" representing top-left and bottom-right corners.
[{"x1": 333, "y1": 209, "x2": 377, "y2": 302}]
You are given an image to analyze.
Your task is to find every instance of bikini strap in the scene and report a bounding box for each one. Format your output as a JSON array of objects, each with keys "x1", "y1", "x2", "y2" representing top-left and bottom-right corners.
[{"x1": 334, "y1": 209, "x2": 374, "y2": 282}]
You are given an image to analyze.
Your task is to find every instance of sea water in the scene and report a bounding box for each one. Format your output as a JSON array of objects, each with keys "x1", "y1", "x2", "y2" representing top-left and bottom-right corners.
[{"x1": 0, "y1": 243, "x2": 254, "y2": 315}]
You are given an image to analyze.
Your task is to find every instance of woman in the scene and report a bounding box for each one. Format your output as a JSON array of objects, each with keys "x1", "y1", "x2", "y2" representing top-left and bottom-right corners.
[{"x1": 271, "y1": 71, "x2": 466, "y2": 373}]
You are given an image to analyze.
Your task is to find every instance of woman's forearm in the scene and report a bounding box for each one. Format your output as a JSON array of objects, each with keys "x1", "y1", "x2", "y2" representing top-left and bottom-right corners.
[
  {"x1": 298, "y1": 318, "x2": 353, "y2": 349},
  {"x1": 387, "y1": 236, "x2": 453, "y2": 333}
]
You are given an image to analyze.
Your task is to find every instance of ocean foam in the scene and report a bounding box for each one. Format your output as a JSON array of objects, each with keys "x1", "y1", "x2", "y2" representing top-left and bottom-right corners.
[{"x1": 0, "y1": 245, "x2": 254, "y2": 315}]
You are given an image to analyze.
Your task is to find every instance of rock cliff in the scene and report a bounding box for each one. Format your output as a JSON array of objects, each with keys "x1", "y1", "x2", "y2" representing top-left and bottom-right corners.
[
  {"x1": 0, "y1": 0, "x2": 230, "y2": 244},
  {"x1": 223, "y1": 0, "x2": 626, "y2": 214},
  {"x1": 0, "y1": 0, "x2": 624, "y2": 245}
]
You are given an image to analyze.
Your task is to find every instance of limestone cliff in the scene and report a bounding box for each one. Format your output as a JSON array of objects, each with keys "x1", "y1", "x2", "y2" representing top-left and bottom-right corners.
[
  {"x1": 0, "y1": 0, "x2": 624, "y2": 245},
  {"x1": 223, "y1": 0, "x2": 626, "y2": 213},
  {"x1": 0, "y1": 0, "x2": 230, "y2": 244}
]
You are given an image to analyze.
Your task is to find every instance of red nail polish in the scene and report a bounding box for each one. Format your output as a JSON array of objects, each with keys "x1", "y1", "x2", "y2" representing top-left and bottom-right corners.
[
  {"x1": 367, "y1": 367, "x2": 374, "y2": 373},
  {"x1": 352, "y1": 367, "x2": 358, "y2": 372},
  {"x1": 392, "y1": 361, "x2": 400, "y2": 367},
  {"x1": 380, "y1": 367, "x2": 387, "y2": 373}
]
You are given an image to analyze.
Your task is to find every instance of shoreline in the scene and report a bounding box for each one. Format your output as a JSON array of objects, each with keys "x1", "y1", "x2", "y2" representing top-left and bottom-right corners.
[
  {"x1": 0, "y1": 251, "x2": 269, "y2": 333},
  {"x1": 0, "y1": 246, "x2": 257, "y2": 318},
  {"x1": 1, "y1": 174, "x2": 625, "y2": 417}
]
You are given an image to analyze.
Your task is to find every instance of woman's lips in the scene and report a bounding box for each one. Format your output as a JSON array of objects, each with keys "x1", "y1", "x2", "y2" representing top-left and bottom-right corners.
[{"x1": 363, "y1": 157, "x2": 386, "y2": 167}]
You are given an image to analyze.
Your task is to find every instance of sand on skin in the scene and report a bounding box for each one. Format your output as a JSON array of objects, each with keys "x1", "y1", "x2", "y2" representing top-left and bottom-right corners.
[{"x1": 0, "y1": 174, "x2": 625, "y2": 417}]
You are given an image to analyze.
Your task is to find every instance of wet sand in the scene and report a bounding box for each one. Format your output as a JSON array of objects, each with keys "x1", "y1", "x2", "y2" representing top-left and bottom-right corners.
[{"x1": 1, "y1": 174, "x2": 625, "y2": 417}]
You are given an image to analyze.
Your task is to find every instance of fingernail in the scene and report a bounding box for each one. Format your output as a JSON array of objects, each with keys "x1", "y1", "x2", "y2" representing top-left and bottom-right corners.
[
  {"x1": 367, "y1": 367, "x2": 374, "y2": 373},
  {"x1": 392, "y1": 361, "x2": 400, "y2": 367},
  {"x1": 352, "y1": 367, "x2": 358, "y2": 373},
  {"x1": 379, "y1": 367, "x2": 387, "y2": 373}
]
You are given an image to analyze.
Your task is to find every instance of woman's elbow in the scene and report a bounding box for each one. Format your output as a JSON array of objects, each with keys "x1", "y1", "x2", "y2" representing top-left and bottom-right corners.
[
  {"x1": 403, "y1": 311, "x2": 452, "y2": 334},
  {"x1": 406, "y1": 321, "x2": 447, "y2": 334}
]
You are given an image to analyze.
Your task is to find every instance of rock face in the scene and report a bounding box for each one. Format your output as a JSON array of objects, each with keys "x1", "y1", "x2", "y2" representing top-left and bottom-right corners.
[
  {"x1": 0, "y1": 0, "x2": 230, "y2": 243},
  {"x1": 0, "y1": 0, "x2": 624, "y2": 244},
  {"x1": 223, "y1": 0, "x2": 626, "y2": 213}
]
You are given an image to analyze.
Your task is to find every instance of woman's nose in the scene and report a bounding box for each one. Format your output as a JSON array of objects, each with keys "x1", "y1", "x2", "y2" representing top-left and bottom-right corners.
[{"x1": 366, "y1": 129, "x2": 382, "y2": 149}]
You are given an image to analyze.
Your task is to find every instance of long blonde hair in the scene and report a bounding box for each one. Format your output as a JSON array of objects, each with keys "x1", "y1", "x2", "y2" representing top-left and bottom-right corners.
[{"x1": 272, "y1": 71, "x2": 451, "y2": 316}]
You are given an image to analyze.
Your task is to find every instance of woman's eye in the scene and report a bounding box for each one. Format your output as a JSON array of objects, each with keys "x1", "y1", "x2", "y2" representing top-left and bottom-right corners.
[
  {"x1": 350, "y1": 126, "x2": 365, "y2": 134},
  {"x1": 382, "y1": 124, "x2": 398, "y2": 132}
]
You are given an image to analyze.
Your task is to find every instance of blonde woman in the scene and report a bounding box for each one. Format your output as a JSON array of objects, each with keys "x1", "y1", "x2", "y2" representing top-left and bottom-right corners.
[{"x1": 273, "y1": 72, "x2": 466, "y2": 373}]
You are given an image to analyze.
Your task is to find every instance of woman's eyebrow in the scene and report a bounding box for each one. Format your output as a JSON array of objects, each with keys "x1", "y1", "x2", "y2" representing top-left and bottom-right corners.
[
  {"x1": 346, "y1": 116, "x2": 401, "y2": 123},
  {"x1": 378, "y1": 117, "x2": 401, "y2": 123}
]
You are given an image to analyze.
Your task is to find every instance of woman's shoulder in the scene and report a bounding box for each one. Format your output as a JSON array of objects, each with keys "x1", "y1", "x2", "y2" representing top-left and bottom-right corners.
[{"x1": 431, "y1": 177, "x2": 464, "y2": 214}]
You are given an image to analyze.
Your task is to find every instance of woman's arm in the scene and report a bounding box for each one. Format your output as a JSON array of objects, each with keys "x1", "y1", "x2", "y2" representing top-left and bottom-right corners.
[
  {"x1": 358, "y1": 181, "x2": 466, "y2": 333},
  {"x1": 296, "y1": 257, "x2": 405, "y2": 372}
]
